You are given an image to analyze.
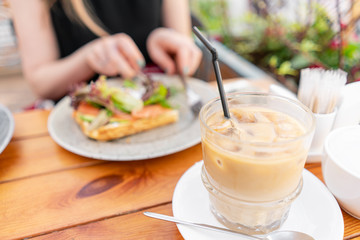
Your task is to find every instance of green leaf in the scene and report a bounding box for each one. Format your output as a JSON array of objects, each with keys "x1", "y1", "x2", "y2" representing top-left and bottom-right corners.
[
  {"x1": 291, "y1": 55, "x2": 310, "y2": 69},
  {"x1": 343, "y1": 43, "x2": 360, "y2": 59},
  {"x1": 316, "y1": 49, "x2": 339, "y2": 68},
  {"x1": 113, "y1": 101, "x2": 131, "y2": 114},
  {"x1": 79, "y1": 114, "x2": 94, "y2": 123},
  {"x1": 144, "y1": 85, "x2": 168, "y2": 105},
  {"x1": 94, "y1": 77, "x2": 142, "y2": 113},
  {"x1": 104, "y1": 84, "x2": 143, "y2": 113},
  {"x1": 278, "y1": 61, "x2": 297, "y2": 76},
  {"x1": 269, "y1": 56, "x2": 278, "y2": 68},
  {"x1": 87, "y1": 101, "x2": 103, "y2": 109},
  {"x1": 123, "y1": 79, "x2": 137, "y2": 89},
  {"x1": 159, "y1": 99, "x2": 171, "y2": 108},
  {"x1": 106, "y1": 109, "x2": 113, "y2": 117},
  {"x1": 300, "y1": 39, "x2": 321, "y2": 52}
]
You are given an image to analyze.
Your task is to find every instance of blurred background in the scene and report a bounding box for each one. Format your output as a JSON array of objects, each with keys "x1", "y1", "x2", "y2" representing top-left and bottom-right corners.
[
  {"x1": 0, "y1": 0, "x2": 36, "y2": 112},
  {"x1": 191, "y1": 0, "x2": 360, "y2": 91},
  {"x1": 1, "y1": 0, "x2": 360, "y2": 112}
]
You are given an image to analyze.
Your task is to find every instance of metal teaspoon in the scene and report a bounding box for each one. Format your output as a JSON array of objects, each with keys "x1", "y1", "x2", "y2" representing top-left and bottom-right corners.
[{"x1": 143, "y1": 212, "x2": 315, "y2": 240}]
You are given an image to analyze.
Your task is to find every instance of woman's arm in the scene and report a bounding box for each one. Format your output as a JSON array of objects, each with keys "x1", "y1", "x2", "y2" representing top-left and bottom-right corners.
[
  {"x1": 163, "y1": 0, "x2": 201, "y2": 74},
  {"x1": 10, "y1": 0, "x2": 144, "y2": 100},
  {"x1": 147, "y1": 0, "x2": 202, "y2": 76},
  {"x1": 10, "y1": 0, "x2": 94, "y2": 100},
  {"x1": 162, "y1": 0, "x2": 191, "y2": 36}
]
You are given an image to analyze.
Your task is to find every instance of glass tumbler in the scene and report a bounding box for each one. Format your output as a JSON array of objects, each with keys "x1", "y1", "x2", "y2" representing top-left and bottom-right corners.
[{"x1": 199, "y1": 93, "x2": 315, "y2": 235}]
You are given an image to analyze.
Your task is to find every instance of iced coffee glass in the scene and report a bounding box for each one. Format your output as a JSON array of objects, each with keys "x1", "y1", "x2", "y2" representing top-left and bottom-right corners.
[{"x1": 200, "y1": 93, "x2": 315, "y2": 235}]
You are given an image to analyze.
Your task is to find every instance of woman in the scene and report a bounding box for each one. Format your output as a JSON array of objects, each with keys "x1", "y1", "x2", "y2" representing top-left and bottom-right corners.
[{"x1": 9, "y1": 0, "x2": 202, "y2": 101}]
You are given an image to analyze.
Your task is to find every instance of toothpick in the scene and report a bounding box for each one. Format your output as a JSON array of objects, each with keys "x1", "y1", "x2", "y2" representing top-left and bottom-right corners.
[{"x1": 297, "y1": 68, "x2": 347, "y2": 114}]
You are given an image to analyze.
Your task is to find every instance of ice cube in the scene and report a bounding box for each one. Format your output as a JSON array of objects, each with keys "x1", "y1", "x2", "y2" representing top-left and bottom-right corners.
[
  {"x1": 214, "y1": 137, "x2": 242, "y2": 152},
  {"x1": 210, "y1": 119, "x2": 232, "y2": 134},
  {"x1": 254, "y1": 112, "x2": 272, "y2": 123},
  {"x1": 237, "y1": 122, "x2": 277, "y2": 142},
  {"x1": 231, "y1": 109, "x2": 255, "y2": 123},
  {"x1": 277, "y1": 121, "x2": 295, "y2": 131},
  {"x1": 275, "y1": 121, "x2": 301, "y2": 140}
]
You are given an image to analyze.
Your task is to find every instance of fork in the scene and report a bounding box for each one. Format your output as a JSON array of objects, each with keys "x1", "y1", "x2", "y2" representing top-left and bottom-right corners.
[{"x1": 179, "y1": 75, "x2": 203, "y2": 116}]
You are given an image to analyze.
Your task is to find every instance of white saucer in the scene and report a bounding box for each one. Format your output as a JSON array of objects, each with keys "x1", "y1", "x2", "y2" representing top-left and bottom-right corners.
[{"x1": 172, "y1": 161, "x2": 344, "y2": 240}]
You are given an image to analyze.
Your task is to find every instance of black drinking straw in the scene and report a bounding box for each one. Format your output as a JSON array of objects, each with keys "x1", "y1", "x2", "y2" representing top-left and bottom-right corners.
[{"x1": 192, "y1": 26, "x2": 230, "y2": 119}]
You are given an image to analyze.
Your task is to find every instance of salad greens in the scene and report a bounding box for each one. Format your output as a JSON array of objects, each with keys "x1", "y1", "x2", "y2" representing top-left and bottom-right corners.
[
  {"x1": 71, "y1": 75, "x2": 173, "y2": 115},
  {"x1": 144, "y1": 84, "x2": 171, "y2": 108},
  {"x1": 96, "y1": 77, "x2": 143, "y2": 113}
]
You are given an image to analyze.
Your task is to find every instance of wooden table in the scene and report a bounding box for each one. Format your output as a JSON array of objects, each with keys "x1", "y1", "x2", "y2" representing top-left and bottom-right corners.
[{"x1": 1, "y1": 80, "x2": 360, "y2": 240}]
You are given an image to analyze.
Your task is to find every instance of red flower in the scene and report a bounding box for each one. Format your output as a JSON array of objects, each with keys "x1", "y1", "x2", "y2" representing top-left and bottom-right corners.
[
  {"x1": 340, "y1": 22, "x2": 347, "y2": 30},
  {"x1": 330, "y1": 39, "x2": 340, "y2": 50},
  {"x1": 329, "y1": 38, "x2": 348, "y2": 50},
  {"x1": 309, "y1": 64, "x2": 324, "y2": 69},
  {"x1": 212, "y1": 34, "x2": 223, "y2": 42}
]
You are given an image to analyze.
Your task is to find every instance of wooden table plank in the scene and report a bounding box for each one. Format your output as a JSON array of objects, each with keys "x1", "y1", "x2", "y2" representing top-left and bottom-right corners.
[
  {"x1": 30, "y1": 203, "x2": 183, "y2": 240},
  {"x1": 12, "y1": 110, "x2": 49, "y2": 139},
  {"x1": 0, "y1": 145, "x2": 202, "y2": 240},
  {"x1": 28, "y1": 164, "x2": 360, "y2": 240},
  {"x1": 0, "y1": 135, "x2": 101, "y2": 183}
]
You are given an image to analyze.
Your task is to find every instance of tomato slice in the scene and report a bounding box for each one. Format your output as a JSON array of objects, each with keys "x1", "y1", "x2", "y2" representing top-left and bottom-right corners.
[
  {"x1": 131, "y1": 104, "x2": 168, "y2": 119},
  {"x1": 77, "y1": 102, "x2": 100, "y2": 116}
]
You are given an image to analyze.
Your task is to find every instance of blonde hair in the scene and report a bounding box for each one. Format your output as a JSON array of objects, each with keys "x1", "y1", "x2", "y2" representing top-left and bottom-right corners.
[
  {"x1": 69, "y1": 0, "x2": 109, "y2": 37},
  {"x1": 49, "y1": 0, "x2": 109, "y2": 37}
]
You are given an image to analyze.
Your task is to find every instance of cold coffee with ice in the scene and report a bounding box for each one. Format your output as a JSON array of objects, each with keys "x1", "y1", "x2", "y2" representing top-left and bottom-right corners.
[{"x1": 200, "y1": 93, "x2": 315, "y2": 234}]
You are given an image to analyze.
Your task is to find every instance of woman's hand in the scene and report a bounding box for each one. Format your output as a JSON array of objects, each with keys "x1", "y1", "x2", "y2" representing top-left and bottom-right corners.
[
  {"x1": 146, "y1": 28, "x2": 202, "y2": 76},
  {"x1": 85, "y1": 33, "x2": 145, "y2": 78}
]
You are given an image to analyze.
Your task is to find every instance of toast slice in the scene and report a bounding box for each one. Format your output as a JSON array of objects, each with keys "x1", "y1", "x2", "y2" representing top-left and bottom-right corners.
[{"x1": 73, "y1": 103, "x2": 179, "y2": 141}]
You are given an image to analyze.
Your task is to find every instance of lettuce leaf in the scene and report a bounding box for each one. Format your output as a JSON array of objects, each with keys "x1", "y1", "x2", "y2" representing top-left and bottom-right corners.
[
  {"x1": 96, "y1": 77, "x2": 143, "y2": 113},
  {"x1": 144, "y1": 84, "x2": 171, "y2": 108}
]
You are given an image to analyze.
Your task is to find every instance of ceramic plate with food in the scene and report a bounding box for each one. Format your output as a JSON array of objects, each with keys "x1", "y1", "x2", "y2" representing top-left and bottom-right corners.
[
  {"x1": 0, "y1": 104, "x2": 14, "y2": 154},
  {"x1": 48, "y1": 74, "x2": 217, "y2": 160}
]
